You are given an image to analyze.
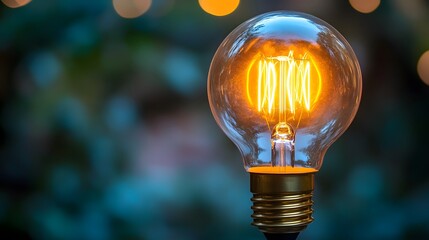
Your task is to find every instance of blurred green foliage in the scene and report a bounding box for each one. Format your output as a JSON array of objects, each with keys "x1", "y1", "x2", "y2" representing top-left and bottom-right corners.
[{"x1": 0, "y1": 0, "x2": 429, "y2": 239}]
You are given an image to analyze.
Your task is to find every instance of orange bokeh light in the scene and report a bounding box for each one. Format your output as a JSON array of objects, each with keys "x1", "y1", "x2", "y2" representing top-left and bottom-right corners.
[
  {"x1": 349, "y1": 0, "x2": 380, "y2": 14},
  {"x1": 112, "y1": 0, "x2": 152, "y2": 19},
  {"x1": 417, "y1": 50, "x2": 429, "y2": 86},
  {"x1": 2, "y1": 0, "x2": 31, "y2": 8},
  {"x1": 198, "y1": 0, "x2": 239, "y2": 17}
]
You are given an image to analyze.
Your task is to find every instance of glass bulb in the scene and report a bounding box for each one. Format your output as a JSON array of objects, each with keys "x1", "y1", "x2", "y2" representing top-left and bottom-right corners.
[
  {"x1": 207, "y1": 11, "x2": 362, "y2": 234},
  {"x1": 208, "y1": 11, "x2": 361, "y2": 173}
]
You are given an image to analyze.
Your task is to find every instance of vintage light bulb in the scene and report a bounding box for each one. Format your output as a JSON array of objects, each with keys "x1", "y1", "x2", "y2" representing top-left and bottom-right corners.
[{"x1": 207, "y1": 11, "x2": 362, "y2": 235}]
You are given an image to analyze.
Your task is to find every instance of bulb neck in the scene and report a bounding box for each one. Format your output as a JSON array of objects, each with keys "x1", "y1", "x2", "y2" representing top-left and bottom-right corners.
[{"x1": 250, "y1": 172, "x2": 314, "y2": 234}]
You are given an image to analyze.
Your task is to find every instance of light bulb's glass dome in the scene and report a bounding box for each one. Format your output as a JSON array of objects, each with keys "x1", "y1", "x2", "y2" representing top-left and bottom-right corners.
[{"x1": 208, "y1": 11, "x2": 362, "y2": 172}]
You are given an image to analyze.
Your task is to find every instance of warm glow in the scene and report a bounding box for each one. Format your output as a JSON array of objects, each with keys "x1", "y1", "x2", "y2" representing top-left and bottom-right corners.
[
  {"x1": 417, "y1": 50, "x2": 429, "y2": 86},
  {"x1": 246, "y1": 51, "x2": 322, "y2": 120},
  {"x1": 112, "y1": 0, "x2": 152, "y2": 19},
  {"x1": 349, "y1": 0, "x2": 380, "y2": 14},
  {"x1": 2, "y1": 0, "x2": 31, "y2": 8},
  {"x1": 198, "y1": 0, "x2": 240, "y2": 16},
  {"x1": 248, "y1": 166, "x2": 317, "y2": 174}
]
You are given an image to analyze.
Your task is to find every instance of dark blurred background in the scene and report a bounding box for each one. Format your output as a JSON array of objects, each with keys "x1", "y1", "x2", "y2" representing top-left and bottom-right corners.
[{"x1": 1, "y1": 0, "x2": 429, "y2": 239}]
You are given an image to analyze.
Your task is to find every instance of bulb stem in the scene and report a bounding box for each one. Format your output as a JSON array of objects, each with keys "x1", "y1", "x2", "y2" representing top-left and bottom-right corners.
[
  {"x1": 271, "y1": 122, "x2": 295, "y2": 168},
  {"x1": 250, "y1": 172, "x2": 314, "y2": 234}
]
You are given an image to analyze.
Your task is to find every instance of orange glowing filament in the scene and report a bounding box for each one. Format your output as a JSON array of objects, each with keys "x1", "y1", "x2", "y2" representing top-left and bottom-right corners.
[{"x1": 246, "y1": 51, "x2": 321, "y2": 120}]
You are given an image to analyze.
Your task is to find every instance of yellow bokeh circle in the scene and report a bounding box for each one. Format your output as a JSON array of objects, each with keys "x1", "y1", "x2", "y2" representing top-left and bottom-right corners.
[{"x1": 199, "y1": 0, "x2": 240, "y2": 17}]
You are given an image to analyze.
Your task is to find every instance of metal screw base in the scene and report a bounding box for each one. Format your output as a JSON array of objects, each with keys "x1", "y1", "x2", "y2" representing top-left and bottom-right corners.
[{"x1": 250, "y1": 172, "x2": 314, "y2": 233}]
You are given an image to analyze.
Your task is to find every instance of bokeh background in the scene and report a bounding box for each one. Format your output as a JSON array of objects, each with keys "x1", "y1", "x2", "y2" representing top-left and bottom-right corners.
[{"x1": 1, "y1": 0, "x2": 429, "y2": 239}]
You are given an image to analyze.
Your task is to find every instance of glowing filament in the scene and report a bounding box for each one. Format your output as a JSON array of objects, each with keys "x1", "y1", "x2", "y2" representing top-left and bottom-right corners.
[{"x1": 247, "y1": 51, "x2": 321, "y2": 119}]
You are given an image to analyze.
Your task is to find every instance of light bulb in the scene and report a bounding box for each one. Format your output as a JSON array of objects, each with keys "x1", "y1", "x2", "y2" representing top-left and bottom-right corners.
[{"x1": 207, "y1": 11, "x2": 362, "y2": 235}]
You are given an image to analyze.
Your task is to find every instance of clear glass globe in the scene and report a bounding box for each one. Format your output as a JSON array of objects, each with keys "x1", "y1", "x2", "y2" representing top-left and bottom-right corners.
[{"x1": 208, "y1": 11, "x2": 362, "y2": 173}]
